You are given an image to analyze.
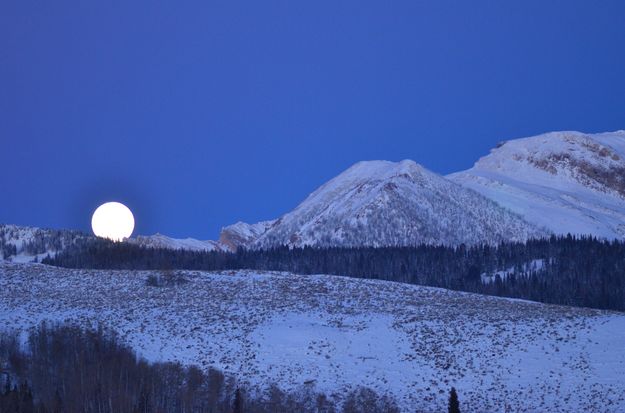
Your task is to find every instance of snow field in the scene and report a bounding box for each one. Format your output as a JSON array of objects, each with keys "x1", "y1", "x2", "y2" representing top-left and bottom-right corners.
[{"x1": 1, "y1": 262, "x2": 624, "y2": 412}]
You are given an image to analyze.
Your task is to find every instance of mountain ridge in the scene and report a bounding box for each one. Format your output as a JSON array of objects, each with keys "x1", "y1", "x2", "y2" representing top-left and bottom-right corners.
[
  {"x1": 448, "y1": 130, "x2": 625, "y2": 239},
  {"x1": 3, "y1": 129, "x2": 624, "y2": 259}
]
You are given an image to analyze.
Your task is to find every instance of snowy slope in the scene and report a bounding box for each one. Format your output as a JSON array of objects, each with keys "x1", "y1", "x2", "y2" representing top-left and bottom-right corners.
[
  {"x1": 131, "y1": 233, "x2": 226, "y2": 252},
  {"x1": 250, "y1": 160, "x2": 545, "y2": 248},
  {"x1": 218, "y1": 220, "x2": 276, "y2": 251},
  {"x1": 449, "y1": 130, "x2": 625, "y2": 239},
  {"x1": 0, "y1": 224, "x2": 90, "y2": 262},
  {"x1": 2, "y1": 261, "x2": 624, "y2": 412}
]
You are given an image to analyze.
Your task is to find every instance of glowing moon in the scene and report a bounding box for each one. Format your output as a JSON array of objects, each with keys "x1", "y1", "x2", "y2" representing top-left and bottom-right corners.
[{"x1": 91, "y1": 202, "x2": 135, "y2": 241}]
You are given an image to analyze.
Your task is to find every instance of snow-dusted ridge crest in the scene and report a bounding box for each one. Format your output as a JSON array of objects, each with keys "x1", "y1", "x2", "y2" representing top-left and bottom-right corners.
[
  {"x1": 130, "y1": 233, "x2": 227, "y2": 252},
  {"x1": 2, "y1": 261, "x2": 624, "y2": 412},
  {"x1": 448, "y1": 130, "x2": 625, "y2": 239}
]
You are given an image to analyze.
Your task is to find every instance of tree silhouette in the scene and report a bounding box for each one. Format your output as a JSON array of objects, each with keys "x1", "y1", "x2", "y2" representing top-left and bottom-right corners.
[
  {"x1": 233, "y1": 387, "x2": 243, "y2": 413},
  {"x1": 448, "y1": 387, "x2": 460, "y2": 413}
]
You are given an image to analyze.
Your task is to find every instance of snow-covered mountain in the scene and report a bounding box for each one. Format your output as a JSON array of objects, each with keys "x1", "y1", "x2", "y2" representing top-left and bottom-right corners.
[
  {"x1": 245, "y1": 160, "x2": 545, "y2": 248},
  {"x1": 4, "y1": 130, "x2": 625, "y2": 254},
  {"x1": 448, "y1": 130, "x2": 625, "y2": 239},
  {"x1": 218, "y1": 220, "x2": 276, "y2": 251},
  {"x1": 131, "y1": 233, "x2": 226, "y2": 252},
  {"x1": 2, "y1": 261, "x2": 624, "y2": 412}
]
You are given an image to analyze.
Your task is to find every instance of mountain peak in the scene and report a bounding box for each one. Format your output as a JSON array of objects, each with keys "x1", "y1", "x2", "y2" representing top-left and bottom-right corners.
[
  {"x1": 249, "y1": 159, "x2": 544, "y2": 249},
  {"x1": 449, "y1": 130, "x2": 625, "y2": 239},
  {"x1": 343, "y1": 159, "x2": 426, "y2": 179},
  {"x1": 466, "y1": 130, "x2": 625, "y2": 189}
]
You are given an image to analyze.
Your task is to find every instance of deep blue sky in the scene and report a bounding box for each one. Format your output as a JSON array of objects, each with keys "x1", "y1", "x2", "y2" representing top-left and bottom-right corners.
[{"x1": 2, "y1": 1, "x2": 624, "y2": 238}]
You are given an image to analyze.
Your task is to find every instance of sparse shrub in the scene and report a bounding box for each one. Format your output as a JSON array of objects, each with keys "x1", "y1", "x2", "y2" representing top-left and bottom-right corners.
[
  {"x1": 146, "y1": 273, "x2": 161, "y2": 287},
  {"x1": 146, "y1": 270, "x2": 188, "y2": 287}
]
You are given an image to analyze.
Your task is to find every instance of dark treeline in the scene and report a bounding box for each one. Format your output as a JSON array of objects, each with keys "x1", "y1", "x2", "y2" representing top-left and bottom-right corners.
[
  {"x1": 0, "y1": 324, "x2": 399, "y2": 413},
  {"x1": 43, "y1": 235, "x2": 625, "y2": 311}
]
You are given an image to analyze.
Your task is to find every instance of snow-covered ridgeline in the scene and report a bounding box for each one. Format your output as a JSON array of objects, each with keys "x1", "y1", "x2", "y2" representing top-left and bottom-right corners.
[
  {"x1": 3, "y1": 130, "x2": 625, "y2": 257},
  {"x1": 448, "y1": 130, "x2": 625, "y2": 239},
  {"x1": 130, "y1": 233, "x2": 227, "y2": 252}
]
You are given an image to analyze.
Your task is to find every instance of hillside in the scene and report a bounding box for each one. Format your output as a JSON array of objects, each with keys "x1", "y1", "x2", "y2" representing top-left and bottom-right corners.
[
  {"x1": 2, "y1": 261, "x2": 624, "y2": 412},
  {"x1": 0, "y1": 224, "x2": 90, "y2": 263},
  {"x1": 449, "y1": 130, "x2": 625, "y2": 239},
  {"x1": 0, "y1": 224, "x2": 230, "y2": 263}
]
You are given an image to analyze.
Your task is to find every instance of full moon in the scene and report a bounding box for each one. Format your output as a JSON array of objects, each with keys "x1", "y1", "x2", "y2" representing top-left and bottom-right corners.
[{"x1": 91, "y1": 202, "x2": 135, "y2": 241}]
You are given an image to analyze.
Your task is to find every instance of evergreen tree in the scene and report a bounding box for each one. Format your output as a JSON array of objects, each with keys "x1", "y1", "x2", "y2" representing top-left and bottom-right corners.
[{"x1": 448, "y1": 387, "x2": 460, "y2": 413}]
